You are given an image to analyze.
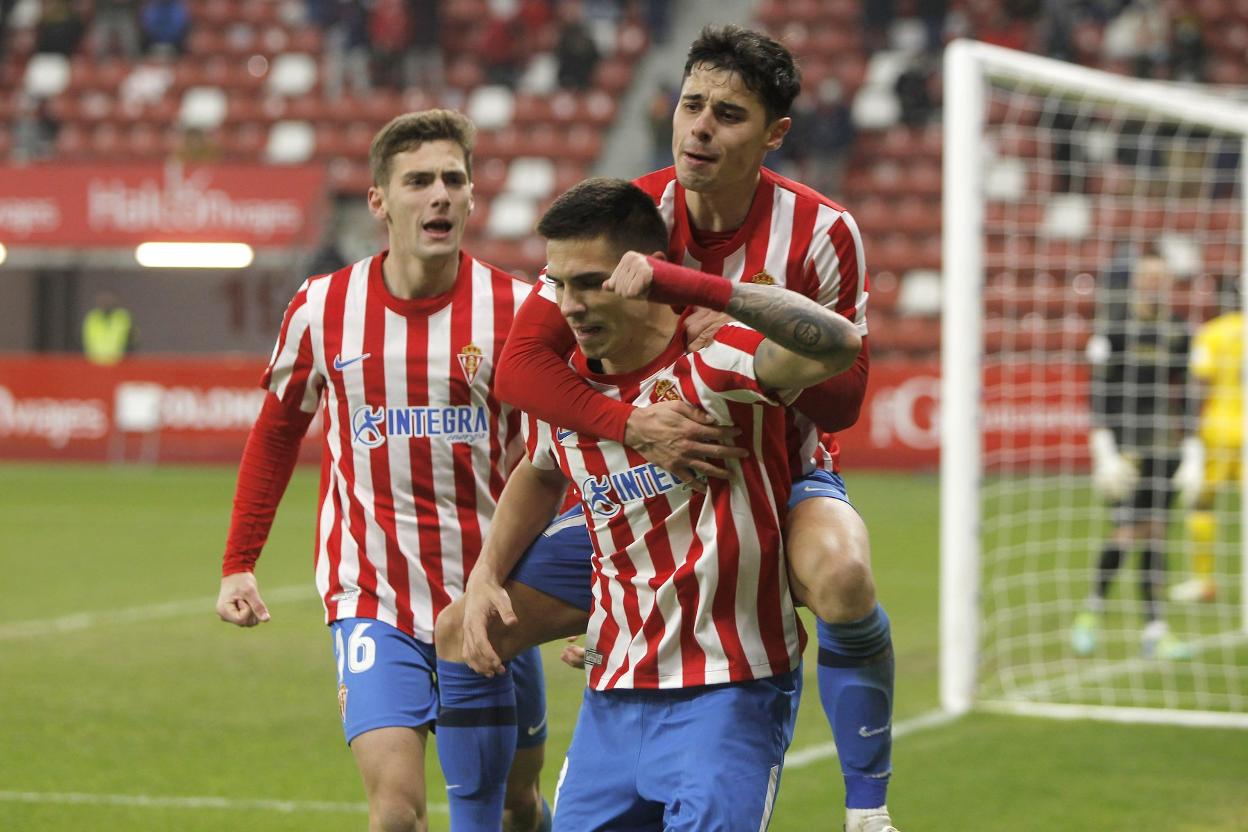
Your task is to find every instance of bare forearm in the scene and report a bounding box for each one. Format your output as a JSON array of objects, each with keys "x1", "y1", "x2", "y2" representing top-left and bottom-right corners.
[
  {"x1": 472, "y1": 461, "x2": 567, "y2": 585},
  {"x1": 726, "y1": 283, "x2": 861, "y2": 372}
]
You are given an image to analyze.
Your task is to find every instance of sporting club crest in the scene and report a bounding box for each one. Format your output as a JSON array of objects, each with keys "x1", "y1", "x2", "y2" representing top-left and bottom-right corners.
[
  {"x1": 457, "y1": 343, "x2": 483, "y2": 384},
  {"x1": 338, "y1": 683, "x2": 348, "y2": 722},
  {"x1": 650, "y1": 378, "x2": 682, "y2": 404},
  {"x1": 750, "y1": 271, "x2": 776, "y2": 286}
]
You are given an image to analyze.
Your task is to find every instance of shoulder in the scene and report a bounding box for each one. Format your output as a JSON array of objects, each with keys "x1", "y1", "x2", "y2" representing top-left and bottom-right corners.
[
  {"x1": 631, "y1": 166, "x2": 678, "y2": 201},
  {"x1": 466, "y1": 253, "x2": 529, "y2": 294},
  {"x1": 763, "y1": 166, "x2": 850, "y2": 216}
]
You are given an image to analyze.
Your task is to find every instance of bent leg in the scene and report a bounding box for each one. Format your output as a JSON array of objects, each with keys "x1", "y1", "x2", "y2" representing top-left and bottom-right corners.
[{"x1": 784, "y1": 486, "x2": 894, "y2": 813}]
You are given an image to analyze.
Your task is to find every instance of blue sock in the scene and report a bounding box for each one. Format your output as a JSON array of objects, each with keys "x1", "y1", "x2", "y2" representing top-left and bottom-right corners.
[
  {"x1": 817, "y1": 604, "x2": 894, "y2": 809},
  {"x1": 435, "y1": 659, "x2": 517, "y2": 831}
]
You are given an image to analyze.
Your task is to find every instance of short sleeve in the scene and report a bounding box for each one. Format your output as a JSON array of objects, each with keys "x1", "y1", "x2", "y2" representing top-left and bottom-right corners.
[
  {"x1": 523, "y1": 412, "x2": 559, "y2": 470},
  {"x1": 805, "y1": 206, "x2": 869, "y2": 336},
  {"x1": 260, "y1": 278, "x2": 325, "y2": 414},
  {"x1": 692, "y1": 324, "x2": 797, "y2": 406}
]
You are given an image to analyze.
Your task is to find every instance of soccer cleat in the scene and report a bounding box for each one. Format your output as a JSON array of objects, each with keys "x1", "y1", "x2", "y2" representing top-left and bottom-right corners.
[
  {"x1": 845, "y1": 807, "x2": 899, "y2": 832},
  {"x1": 1140, "y1": 622, "x2": 1193, "y2": 660},
  {"x1": 1070, "y1": 611, "x2": 1099, "y2": 656},
  {"x1": 1169, "y1": 577, "x2": 1217, "y2": 603}
]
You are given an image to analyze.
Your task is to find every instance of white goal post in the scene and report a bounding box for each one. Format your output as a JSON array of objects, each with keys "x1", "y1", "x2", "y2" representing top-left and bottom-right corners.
[{"x1": 941, "y1": 39, "x2": 1248, "y2": 728}]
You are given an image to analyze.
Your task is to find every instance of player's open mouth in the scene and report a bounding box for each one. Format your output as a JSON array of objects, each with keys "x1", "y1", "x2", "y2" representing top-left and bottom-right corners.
[
  {"x1": 682, "y1": 149, "x2": 717, "y2": 165},
  {"x1": 422, "y1": 219, "x2": 454, "y2": 237},
  {"x1": 572, "y1": 325, "x2": 604, "y2": 342}
]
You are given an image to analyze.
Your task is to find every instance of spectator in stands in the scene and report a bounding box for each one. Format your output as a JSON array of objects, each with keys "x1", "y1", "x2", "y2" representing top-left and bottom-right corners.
[
  {"x1": 367, "y1": 0, "x2": 413, "y2": 90},
  {"x1": 916, "y1": 0, "x2": 948, "y2": 53},
  {"x1": 554, "y1": 2, "x2": 600, "y2": 91},
  {"x1": 895, "y1": 58, "x2": 935, "y2": 127},
  {"x1": 92, "y1": 0, "x2": 140, "y2": 58},
  {"x1": 140, "y1": 0, "x2": 190, "y2": 55},
  {"x1": 82, "y1": 290, "x2": 135, "y2": 365},
  {"x1": 1168, "y1": 10, "x2": 1205, "y2": 83},
  {"x1": 408, "y1": 0, "x2": 444, "y2": 94},
  {"x1": 862, "y1": 0, "x2": 895, "y2": 53},
  {"x1": 321, "y1": 0, "x2": 371, "y2": 100},
  {"x1": 799, "y1": 79, "x2": 856, "y2": 196},
  {"x1": 479, "y1": 11, "x2": 524, "y2": 88},
  {"x1": 36, "y1": 0, "x2": 87, "y2": 56},
  {"x1": 1102, "y1": 0, "x2": 1168, "y2": 78},
  {"x1": 11, "y1": 93, "x2": 60, "y2": 163},
  {"x1": 646, "y1": 82, "x2": 676, "y2": 171}
]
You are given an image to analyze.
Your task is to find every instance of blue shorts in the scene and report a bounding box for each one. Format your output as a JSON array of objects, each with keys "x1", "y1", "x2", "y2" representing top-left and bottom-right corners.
[
  {"x1": 329, "y1": 617, "x2": 547, "y2": 747},
  {"x1": 788, "y1": 468, "x2": 852, "y2": 511},
  {"x1": 510, "y1": 505, "x2": 594, "y2": 613},
  {"x1": 552, "y1": 671, "x2": 800, "y2": 831}
]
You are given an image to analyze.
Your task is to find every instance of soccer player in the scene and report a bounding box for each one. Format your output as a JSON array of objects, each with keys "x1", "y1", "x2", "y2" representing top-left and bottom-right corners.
[
  {"x1": 1170, "y1": 301, "x2": 1242, "y2": 603},
  {"x1": 488, "y1": 176, "x2": 861, "y2": 830},
  {"x1": 214, "y1": 110, "x2": 550, "y2": 832},
  {"x1": 487, "y1": 25, "x2": 899, "y2": 832},
  {"x1": 1073, "y1": 247, "x2": 1195, "y2": 660}
]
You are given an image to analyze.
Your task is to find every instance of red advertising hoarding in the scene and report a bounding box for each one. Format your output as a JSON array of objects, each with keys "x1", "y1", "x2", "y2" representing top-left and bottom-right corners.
[
  {"x1": 0, "y1": 163, "x2": 326, "y2": 247},
  {"x1": 0, "y1": 356, "x2": 1090, "y2": 470}
]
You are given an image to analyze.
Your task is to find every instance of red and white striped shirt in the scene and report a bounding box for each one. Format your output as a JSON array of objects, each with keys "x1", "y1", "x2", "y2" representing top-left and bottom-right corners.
[
  {"x1": 633, "y1": 165, "x2": 870, "y2": 474},
  {"x1": 263, "y1": 250, "x2": 526, "y2": 641},
  {"x1": 529, "y1": 325, "x2": 805, "y2": 690}
]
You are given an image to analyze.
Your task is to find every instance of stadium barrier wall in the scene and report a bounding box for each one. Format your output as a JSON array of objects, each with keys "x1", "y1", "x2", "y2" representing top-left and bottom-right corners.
[{"x1": 0, "y1": 356, "x2": 1090, "y2": 469}]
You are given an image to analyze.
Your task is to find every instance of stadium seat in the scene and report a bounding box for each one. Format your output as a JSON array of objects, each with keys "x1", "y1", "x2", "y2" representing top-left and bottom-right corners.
[
  {"x1": 486, "y1": 193, "x2": 538, "y2": 239},
  {"x1": 1041, "y1": 193, "x2": 1092, "y2": 240},
  {"x1": 267, "y1": 53, "x2": 318, "y2": 98},
  {"x1": 265, "y1": 120, "x2": 316, "y2": 164},
  {"x1": 179, "y1": 86, "x2": 228, "y2": 130},
  {"x1": 897, "y1": 269, "x2": 942, "y2": 317},
  {"x1": 504, "y1": 156, "x2": 556, "y2": 200},
  {"x1": 851, "y1": 85, "x2": 901, "y2": 130},
  {"x1": 23, "y1": 53, "x2": 71, "y2": 98},
  {"x1": 466, "y1": 84, "x2": 516, "y2": 131}
]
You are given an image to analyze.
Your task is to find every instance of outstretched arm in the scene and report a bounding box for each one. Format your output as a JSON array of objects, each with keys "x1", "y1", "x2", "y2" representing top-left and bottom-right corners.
[{"x1": 495, "y1": 283, "x2": 746, "y2": 480}]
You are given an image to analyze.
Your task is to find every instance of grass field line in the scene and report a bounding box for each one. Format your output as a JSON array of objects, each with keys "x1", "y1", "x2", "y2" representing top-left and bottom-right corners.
[
  {"x1": 1, "y1": 710, "x2": 957, "y2": 816},
  {"x1": 783, "y1": 707, "x2": 957, "y2": 769},
  {"x1": 0, "y1": 585, "x2": 316, "y2": 640},
  {"x1": 0, "y1": 789, "x2": 428, "y2": 815},
  {"x1": 1007, "y1": 628, "x2": 1248, "y2": 702}
]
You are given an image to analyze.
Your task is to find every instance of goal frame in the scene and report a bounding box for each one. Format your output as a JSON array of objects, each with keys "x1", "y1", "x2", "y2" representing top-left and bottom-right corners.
[{"x1": 940, "y1": 39, "x2": 1248, "y2": 728}]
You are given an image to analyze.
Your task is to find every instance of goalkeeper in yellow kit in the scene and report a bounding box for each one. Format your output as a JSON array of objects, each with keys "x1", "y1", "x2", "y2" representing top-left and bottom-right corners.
[{"x1": 1169, "y1": 305, "x2": 1243, "y2": 603}]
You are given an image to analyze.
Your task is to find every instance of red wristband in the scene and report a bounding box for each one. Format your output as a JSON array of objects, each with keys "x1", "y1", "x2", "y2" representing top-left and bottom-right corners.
[{"x1": 646, "y1": 256, "x2": 734, "y2": 311}]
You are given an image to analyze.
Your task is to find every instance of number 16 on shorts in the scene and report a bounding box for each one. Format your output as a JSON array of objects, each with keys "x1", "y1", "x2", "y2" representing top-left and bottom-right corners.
[
  {"x1": 332, "y1": 621, "x2": 377, "y2": 724},
  {"x1": 328, "y1": 617, "x2": 441, "y2": 743}
]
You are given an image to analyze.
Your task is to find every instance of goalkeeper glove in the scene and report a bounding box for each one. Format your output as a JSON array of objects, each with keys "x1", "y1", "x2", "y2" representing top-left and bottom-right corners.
[
  {"x1": 1172, "y1": 436, "x2": 1205, "y2": 509},
  {"x1": 1090, "y1": 428, "x2": 1138, "y2": 502}
]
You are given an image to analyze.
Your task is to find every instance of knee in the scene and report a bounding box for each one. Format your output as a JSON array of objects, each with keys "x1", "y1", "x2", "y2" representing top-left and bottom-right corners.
[
  {"x1": 809, "y1": 548, "x2": 877, "y2": 623},
  {"x1": 370, "y1": 796, "x2": 426, "y2": 832},
  {"x1": 434, "y1": 599, "x2": 463, "y2": 662}
]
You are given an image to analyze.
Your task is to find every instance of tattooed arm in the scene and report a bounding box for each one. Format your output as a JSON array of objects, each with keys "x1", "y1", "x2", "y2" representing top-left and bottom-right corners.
[
  {"x1": 605, "y1": 251, "x2": 861, "y2": 391},
  {"x1": 725, "y1": 282, "x2": 861, "y2": 391}
]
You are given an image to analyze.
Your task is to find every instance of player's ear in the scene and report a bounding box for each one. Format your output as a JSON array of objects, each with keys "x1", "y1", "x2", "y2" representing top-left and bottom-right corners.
[
  {"x1": 367, "y1": 185, "x2": 389, "y2": 223},
  {"x1": 765, "y1": 116, "x2": 792, "y2": 152}
]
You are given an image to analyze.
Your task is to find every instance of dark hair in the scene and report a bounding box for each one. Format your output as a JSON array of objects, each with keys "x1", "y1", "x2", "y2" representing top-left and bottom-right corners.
[
  {"x1": 683, "y1": 25, "x2": 801, "y2": 122},
  {"x1": 537, "y1": 178, "x2": 669, "y2": 255},
  {"x1": 370, "y1": 109, "x2": 475, "y2": 187}
]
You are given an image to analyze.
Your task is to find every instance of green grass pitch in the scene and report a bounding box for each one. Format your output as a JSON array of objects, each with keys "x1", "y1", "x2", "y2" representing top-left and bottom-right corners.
[{"x1": 1, "y1": 463, "x2": 1245, "y2": 831}]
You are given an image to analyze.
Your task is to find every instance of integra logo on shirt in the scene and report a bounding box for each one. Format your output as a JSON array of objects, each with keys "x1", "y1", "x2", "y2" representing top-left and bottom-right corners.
[
  {"x1": 581, "y1": 462, "x2": 683, "y2": 517},
  {"x1": 350, "y1": 403, "x2": 489, "y2": 447}
]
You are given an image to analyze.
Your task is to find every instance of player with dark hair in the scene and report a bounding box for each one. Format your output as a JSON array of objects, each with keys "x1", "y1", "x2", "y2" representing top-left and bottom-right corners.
[
  {"x1": 1073, "y1": 248, "x2": 1195, "y2": 660},
  {"x1": 480, "y1": 24, "x2": 899, "y2": 832},
  {"x1": 482, "y1": 176, "x2": 860, "y2": 829},
  {"x1": 215, "y1": 110, "x2": 550, "y2": 832}
]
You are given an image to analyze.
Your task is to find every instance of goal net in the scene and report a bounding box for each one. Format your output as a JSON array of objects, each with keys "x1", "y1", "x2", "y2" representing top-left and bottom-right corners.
[{"x1": 941, "y1": 40, "x2": 1248, "y2": 728}]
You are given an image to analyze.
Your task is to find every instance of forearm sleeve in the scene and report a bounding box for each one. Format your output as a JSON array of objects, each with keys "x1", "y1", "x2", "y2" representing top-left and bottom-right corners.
[
  {"x1": 494, "y1": 285, "x2": 634, "y2": 442},
  {"x1": 792, "y1": 334, "x2": 870, "y2": 433},
  {"x1": 222, "y1": 393, "x2": 316, "y2": 576}
]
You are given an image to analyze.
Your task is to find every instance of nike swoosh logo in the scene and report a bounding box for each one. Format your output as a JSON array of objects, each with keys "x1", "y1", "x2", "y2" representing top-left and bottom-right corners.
[
  {"x1": 333, "y1": 353, "x2": 371, "y2": 371},
  {"x1": 446, "y1": 784, "x2": 461, "y2": 790},
  {"x1": 858, "y1": 723, "x2": 891, "y2": 738},
  {"x1": 526, "y1": 715, "x2": 547, "y2": 736},
  {"x1": 803, "y1": 486, "x2": 837, "y2": 493}
]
